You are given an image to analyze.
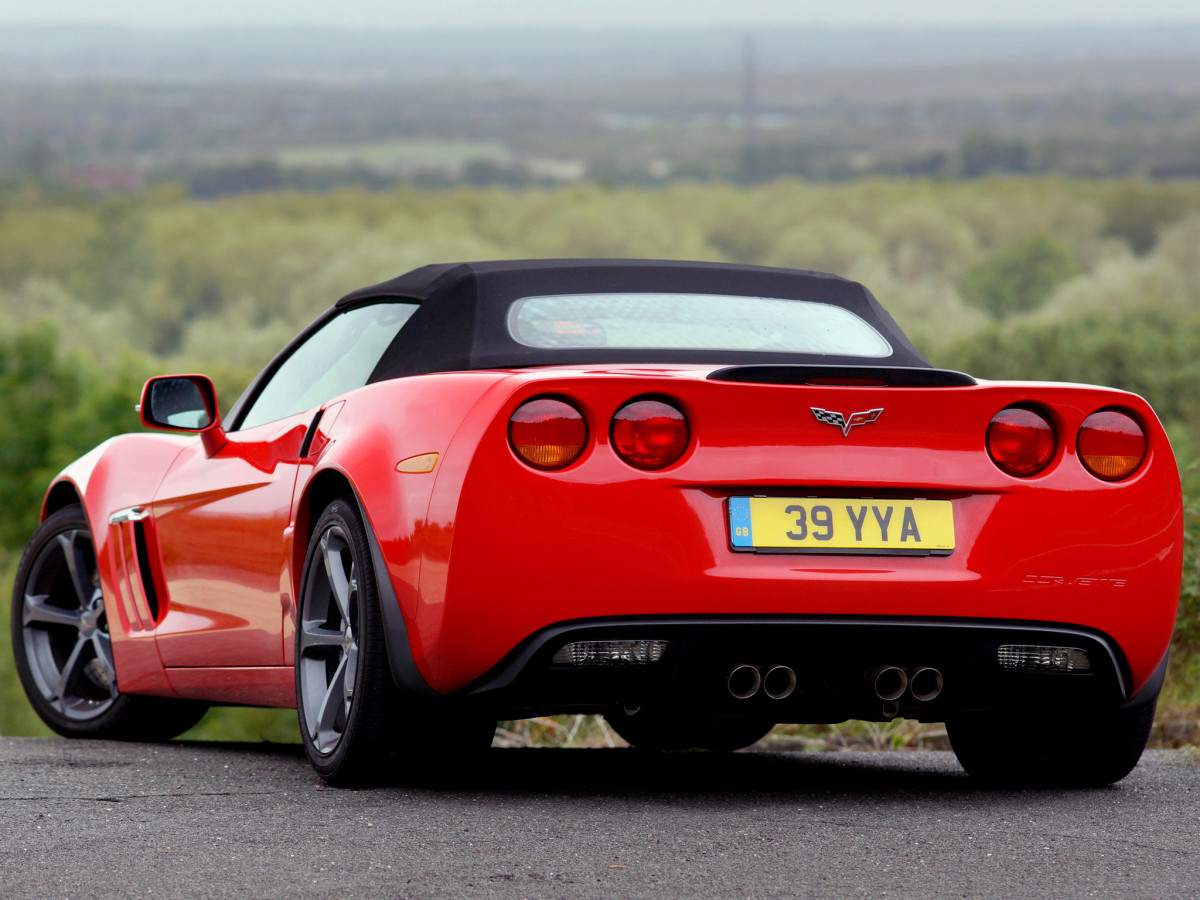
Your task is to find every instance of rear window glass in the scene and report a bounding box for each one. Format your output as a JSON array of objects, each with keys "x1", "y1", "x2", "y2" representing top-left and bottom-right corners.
[{"x1": 507, "y1": 292, "x2": 892, "y2": 358}]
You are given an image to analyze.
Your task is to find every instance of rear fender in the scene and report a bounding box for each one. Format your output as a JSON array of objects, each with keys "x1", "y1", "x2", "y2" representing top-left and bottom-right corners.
[{"x1": 289, "y1": 373, "x2": 517, "y2": 690}]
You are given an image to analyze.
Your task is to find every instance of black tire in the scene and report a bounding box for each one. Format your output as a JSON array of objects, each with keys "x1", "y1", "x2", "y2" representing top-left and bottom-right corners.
[
  {"x1": 11, "y1": 505, "x2": 208, "y2": 741},
  {"x1": 947, "y1": 699, "x2": 1157, "y2": 787},
  {"x1": 295, "y1": 497, "x2": 494, "y2": 786},
  {"x1": 606, "y1": 710, "x2": 774, "y2": 752}
]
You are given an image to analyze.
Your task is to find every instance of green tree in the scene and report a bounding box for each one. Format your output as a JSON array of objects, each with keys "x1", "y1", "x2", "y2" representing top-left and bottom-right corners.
[
  {"x1": 958, "y1": 234, "x2": 1078, "y2": 318},
  {"x1": 0, "y1": 324, "x2": 152, "y2": 548},
  {"x1": 959, "y1": 131, "x2": 1032, "y2": 177},
  {"x1": 79, "y1": 197, "x2": 154, "y2": 309},
  {"x1": 1102, "y1": 185, "x2": 1188, "y2": 255}
]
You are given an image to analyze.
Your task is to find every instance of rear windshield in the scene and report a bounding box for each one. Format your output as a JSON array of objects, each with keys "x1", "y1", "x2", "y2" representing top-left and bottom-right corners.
[{"x1": 507, "y1": 292, "x2": 892, "y2": 358}]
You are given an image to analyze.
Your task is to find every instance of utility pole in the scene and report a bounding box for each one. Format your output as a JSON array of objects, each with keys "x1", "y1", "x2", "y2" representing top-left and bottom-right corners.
[{"x1": 741, "y1": 33, "x2": 758, "y2": 181}]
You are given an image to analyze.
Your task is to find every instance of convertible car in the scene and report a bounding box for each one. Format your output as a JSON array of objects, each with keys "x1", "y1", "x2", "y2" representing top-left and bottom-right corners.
[{"x1": 11, "y1": 259, "x2": 1182, "y2": 786}]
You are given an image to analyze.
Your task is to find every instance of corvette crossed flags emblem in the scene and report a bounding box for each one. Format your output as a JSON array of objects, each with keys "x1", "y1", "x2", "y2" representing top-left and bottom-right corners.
[{"x1": 811, "y1": 407, "x2": 884, "y2": 437}]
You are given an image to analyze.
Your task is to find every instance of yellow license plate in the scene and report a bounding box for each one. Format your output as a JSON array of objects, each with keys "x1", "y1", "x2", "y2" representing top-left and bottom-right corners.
[{"x1": 729, "y1": 497, "x2": 954, "y2": 555}]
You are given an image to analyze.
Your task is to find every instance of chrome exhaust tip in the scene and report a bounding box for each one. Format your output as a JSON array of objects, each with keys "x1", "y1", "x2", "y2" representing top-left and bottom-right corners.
[
  {"x1": 762, "y1": 665, "x2": 797, "y2": 700},
  {"x1": 869, "y1": 665, "x2": 908, "y2": 702},
  {"x1": 728, "y1": 664, "x2": 762, "y2": 699},
  {"x1": 909, "y1": 667, "x2": 944, "y2": 702}
]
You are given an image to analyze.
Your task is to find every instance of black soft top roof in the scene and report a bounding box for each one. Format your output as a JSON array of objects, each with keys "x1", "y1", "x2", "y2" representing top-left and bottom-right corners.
[{"x1": 335, "y1": 259, "x2": 930, "y2": 380}]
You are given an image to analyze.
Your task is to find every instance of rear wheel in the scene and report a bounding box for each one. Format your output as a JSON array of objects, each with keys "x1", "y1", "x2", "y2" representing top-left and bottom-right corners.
[
  {"x1": 947, "y1": 700, "x2": 1157, "y2": 787},
  {"x1": 296, "y1": 497, "x2": 494, "y2": 785},
  {"x1": 11, "y1": 505, "x2": 207, "y2": 741},
  {"x1": 606, "y1": 709, "x2": 774, "y2": 752}
]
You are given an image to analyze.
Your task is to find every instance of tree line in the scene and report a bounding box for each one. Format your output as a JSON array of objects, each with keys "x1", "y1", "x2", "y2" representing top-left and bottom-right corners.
[{"x1": 2, "y1": 174, "x2": 1199, "y2": 734}]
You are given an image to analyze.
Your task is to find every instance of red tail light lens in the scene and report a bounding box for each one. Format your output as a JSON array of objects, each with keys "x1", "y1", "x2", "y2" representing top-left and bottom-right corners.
[
  {"x1": 986, "y1": 407, "x2": 1056, "y2": 477},
  {"x1": 611, "y1": 399, "x2": 690, "y2": 470},
  {"x1": 1078, "y1": 410, "x2": 1146, "y2": 481},
  {"x1": 509, "y1": 398, "x2": 587, "y2": 470}
]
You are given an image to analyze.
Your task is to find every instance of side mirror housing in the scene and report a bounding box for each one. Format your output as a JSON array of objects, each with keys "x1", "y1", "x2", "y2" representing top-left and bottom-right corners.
[{"x1": 139, "y1": 375, "x2": 227, "y2": 456}]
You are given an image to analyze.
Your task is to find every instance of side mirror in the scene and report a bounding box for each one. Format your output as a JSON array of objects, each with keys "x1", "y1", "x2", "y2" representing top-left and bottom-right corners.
[{"x1": 139, "y1": 375, "x2": 226, "y2": 456}]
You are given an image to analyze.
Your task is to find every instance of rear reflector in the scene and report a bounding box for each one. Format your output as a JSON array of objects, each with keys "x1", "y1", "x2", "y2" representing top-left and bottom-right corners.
[
  {"x1": 1077, "y1": 409, "x2": 1147, "y2": 481},
  {"x1": 611, "y1": 399, "x2": 690, "y2": 470},
  {"x1": 986, "y1": 407, "x2": 1056, "y2": 477},
  {"x1": 997, "y1": 644, "x2": 1091, "y2": 673},
  {"x1": 551, "y1": 640, "x2": 668, "y2": 666},
  {"x1": 509, "y1": 397, "x2": 587, "y2": 470}
]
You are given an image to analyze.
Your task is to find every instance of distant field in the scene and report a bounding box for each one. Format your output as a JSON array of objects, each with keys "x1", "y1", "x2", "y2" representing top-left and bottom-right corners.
[{"x1": 276, "y1": 139, "x2": 511, "y2": 174}]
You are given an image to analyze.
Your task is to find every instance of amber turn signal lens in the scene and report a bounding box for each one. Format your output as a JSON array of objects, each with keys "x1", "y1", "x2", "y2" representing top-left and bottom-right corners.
[
  {"x1": 611, "y1": 399, "x2": 690, "y2": 470},
  {"x1": 1077, "y1": 410, "x2": 1146, "y2": 481},
  {"x1": 986, "y1": 407, "x2": 1056, "y2": 477},
  {"x1": 509, "y1": 398, "x2": 588, "y2": 470}
]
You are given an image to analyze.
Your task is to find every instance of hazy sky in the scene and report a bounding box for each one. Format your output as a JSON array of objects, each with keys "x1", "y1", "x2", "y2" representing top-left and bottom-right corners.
[{"x1": 2, "y1": 0, "x2": 1199, "y2": 29}]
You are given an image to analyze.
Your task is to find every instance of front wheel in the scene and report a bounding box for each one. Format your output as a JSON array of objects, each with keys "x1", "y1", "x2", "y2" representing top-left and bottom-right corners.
[
  {"x1": 296, "y1": 497, "x2": 494, "y2": 785},
  {"x1": 11, "y1": 505, "x2": 207, "y2": 741},
  {"x1": 947, "y1": 700, "x2": 1157, "y2": 787}
]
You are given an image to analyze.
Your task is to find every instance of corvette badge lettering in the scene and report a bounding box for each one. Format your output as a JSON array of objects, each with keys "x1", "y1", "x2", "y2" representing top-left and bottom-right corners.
[{"x1": 811, "y1": 407, "x2": 884, "y2": 437}]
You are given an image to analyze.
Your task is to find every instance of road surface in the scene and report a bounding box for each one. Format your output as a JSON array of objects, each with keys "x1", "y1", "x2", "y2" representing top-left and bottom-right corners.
[{"x1": 1, "y1": 738, "x2": 1197, "y2": 898}]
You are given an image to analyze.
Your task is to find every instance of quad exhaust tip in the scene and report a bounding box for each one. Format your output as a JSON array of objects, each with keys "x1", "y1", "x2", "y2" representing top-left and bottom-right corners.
[
  {"x1": 725, "y1": 662, "x2": 939, "y2": 704},
  {"x1": 870, "y1": 665, "x2": 908, "y2": 702},
  {"x1": 728, "y1": 664, "x2": 762, "y2": 699},
  {"x1": 762, "y1": 665, "x2": 797, "y2": 700},
  {"x1": 727, "y1": 664, "x2": 797, "y2": 700},
  {"x1": 868, "y1": 665, "x2": 944, "y2": 704},
  {"x1": 909, "y1": 666, "x2": 944, "y2": 702}
]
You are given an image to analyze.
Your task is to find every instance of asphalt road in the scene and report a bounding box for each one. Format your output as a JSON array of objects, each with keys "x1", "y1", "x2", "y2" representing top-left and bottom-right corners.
[{"x1": 1, "y1": 738, "x2": 1198, "y2": 899}]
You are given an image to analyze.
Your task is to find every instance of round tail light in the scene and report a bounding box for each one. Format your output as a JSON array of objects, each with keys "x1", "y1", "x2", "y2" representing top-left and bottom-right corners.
[
  {"x1": 611, "y1": 399, "x2": 690, "y2": 470},
  {"x1": 1077, "y1": 410, "x2": 1146, "y2": 481},
  {"x1": 509, "y1": 398, "x2": 587, "y2": 470},
  {"x1": 987, "y1": 407, "x2": 1056, "y2": 477}
]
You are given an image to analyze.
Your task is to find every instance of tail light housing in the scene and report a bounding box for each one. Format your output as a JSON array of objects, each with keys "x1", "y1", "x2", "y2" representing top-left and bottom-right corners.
[
  {"x1": 1077, "y1": 410, "x2": 1146, "y2": 481},
  {"x1": 509, "y1": 397, "x2": 587, "y2": 470},
  {"x1": 611, "y1": 399, "x2": 690, "y2": 470},
  {"x1": 987, "y1": 406, "x2": 1056, "y2": 477}
]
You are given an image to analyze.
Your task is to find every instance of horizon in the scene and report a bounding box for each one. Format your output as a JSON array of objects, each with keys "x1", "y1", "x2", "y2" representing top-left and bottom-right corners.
[{"x1": 2, "y1": 0, "x2": 1200, "y2": 31}]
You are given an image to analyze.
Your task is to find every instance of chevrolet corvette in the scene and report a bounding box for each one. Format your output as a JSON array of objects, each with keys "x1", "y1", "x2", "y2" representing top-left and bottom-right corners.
[{"x1": 10, "y1": 259, "x2": 1182, "y2": 786}]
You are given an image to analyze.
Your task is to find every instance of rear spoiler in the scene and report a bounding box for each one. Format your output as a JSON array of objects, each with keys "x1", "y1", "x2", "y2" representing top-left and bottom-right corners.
[{"x1": 708, "y1": 365, "x2": 977, "y2": 388}]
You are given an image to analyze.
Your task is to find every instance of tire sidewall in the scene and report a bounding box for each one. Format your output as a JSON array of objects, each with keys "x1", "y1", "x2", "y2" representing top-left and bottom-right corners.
[
  {"x1": 295, "y1": 497, "x2": 387, "y2": 782},
  {"x1": 10, "y1": 505, "x2": 139, "y2": 737}
]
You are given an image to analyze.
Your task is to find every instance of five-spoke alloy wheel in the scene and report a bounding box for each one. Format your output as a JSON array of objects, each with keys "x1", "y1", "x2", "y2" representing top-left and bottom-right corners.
[
  {"x1": 11, "y1": 505, "x2": 207, "y2": 740},
  {"x1": 296, "y1": 497, "x2": 496, "y2": 785},
  {"x1": 297, "y1": 520, "x2": 363, "y2": 758},
  {"x1": 296, "y1": 498, "x2": 405, "y2": 783},
  {"x1": 19, "y1": 517, "x2": 117, "y2": 721}
]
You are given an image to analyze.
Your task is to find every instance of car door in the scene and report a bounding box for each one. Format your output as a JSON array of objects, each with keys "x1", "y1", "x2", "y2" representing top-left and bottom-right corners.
[{"x1": 150, "y1": 300, "x2": 418, "y2": 668}]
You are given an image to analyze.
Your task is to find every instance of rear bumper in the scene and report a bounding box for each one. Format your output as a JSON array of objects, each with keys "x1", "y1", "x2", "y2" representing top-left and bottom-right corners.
[{"x1": 448, "y1": 616, "x2": 1150, "y2": 723}]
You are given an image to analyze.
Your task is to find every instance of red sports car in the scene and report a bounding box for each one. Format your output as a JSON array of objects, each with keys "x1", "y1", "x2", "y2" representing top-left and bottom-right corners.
[{"x1": 11, "y1": 260, "x2": 1182, "y2": 786}]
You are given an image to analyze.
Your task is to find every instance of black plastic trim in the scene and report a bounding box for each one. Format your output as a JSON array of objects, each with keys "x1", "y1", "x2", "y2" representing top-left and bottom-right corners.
[
  {"x1": 132, "y1": 521, "x2": 159, "y2": 622},
  {"x1": 708, "y1": 365, "x2": 976, "y2": 387},
  {"x1": 353, "y1": 492, "x2": 438, "y2": 700},
  {"x1": 298, "y1": 409, "x2": 324, "y2": 459},
  {"x1": 445, "y1": 614, "x2": 1134, "y2": 721},
  {"x1": 1123, "y1": 649, "x2": 1168, "y2": 710}
]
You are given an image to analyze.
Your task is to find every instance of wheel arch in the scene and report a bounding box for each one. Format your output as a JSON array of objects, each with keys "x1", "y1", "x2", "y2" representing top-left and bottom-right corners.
[
  {"x1": 299, "y1": 468, "x2": 357, "y2": 541},
  {"x1": 43, "y1": 479, "x2": 84, "y2": 520},
  {"x1": 293, "y1": 465, "x2": 438, "y2": 700}
]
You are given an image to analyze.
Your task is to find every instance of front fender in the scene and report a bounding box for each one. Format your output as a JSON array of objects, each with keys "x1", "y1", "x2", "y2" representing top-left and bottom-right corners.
[{"x1": 42, "y1": 432, "x2": 193, "y2": 696}]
